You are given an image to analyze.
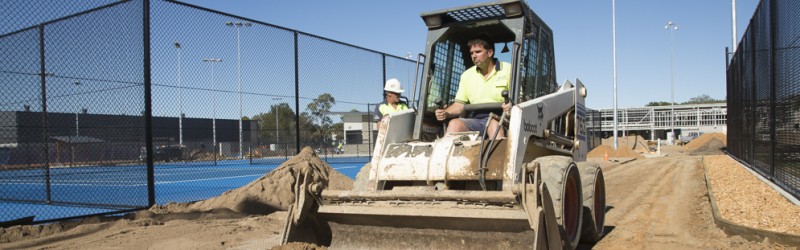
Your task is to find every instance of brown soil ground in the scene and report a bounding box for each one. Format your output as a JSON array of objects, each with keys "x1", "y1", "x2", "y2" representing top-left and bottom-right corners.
[
  {"x1": 2, "y1": 140, "x2": 799, "y2": 249},
  {"x1": 588, "y1": 151, "x2": 796, "y2": 249}
]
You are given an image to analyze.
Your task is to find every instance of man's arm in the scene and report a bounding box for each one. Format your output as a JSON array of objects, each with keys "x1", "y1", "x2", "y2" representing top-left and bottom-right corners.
[
  {"x1": 373, "y1": 104, "x2": 383, "y2": 121},
  {"x1": 435, "y1": 102, "x2": 465, "y2": 121}
]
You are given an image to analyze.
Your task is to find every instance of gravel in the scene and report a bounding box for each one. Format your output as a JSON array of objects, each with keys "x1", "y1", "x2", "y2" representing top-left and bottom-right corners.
[{"x1": 704, "y1": 155, "x2": 800, "y2": 236}]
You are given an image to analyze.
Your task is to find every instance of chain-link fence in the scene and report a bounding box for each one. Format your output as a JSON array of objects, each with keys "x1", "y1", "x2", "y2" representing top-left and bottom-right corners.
[
  {"x1": 2, "y1": 0, "x2": 605, "y2": 224},
  {"x1": 727, "y1": 0, "x2": 800, "y2": 200},
  {"x1": 1, "y1": 0, "x2": 416, "y2": 223}
]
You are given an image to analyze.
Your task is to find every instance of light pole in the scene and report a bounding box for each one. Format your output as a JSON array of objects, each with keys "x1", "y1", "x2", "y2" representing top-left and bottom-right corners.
[
  {"x1": 405, "y1": 52, "x2": 412, "y2": 95},
  {"x1": 174, "y1": 41, "x2": 183, "y2": 147},
  {"x1": 612, "y1": 0, "x2": 618, "y2": 150},
  {"x1": 272, "y1": 97, "x2": 281, "y2": 154},
  {"x1": 226, "y1": 21, "x2": 251, "y2": 159},
  {"x1": 731, "y1": 0, "x2": 737, "y2": 53},
  {"x1": 202, "y1": 58, "x2": 222, "y2": 158},
  {"x1": 73, "y1": 81, "x2": 81, "y2": 138},
  {"x1": 665, "y1": 21, "x2": 678, "y2": 144}
]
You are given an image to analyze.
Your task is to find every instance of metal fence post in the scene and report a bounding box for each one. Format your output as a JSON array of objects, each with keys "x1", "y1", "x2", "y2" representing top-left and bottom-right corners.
[
  {"x1": 143, "y1": 0, "x2": 155, "y2": 206},
  {"x1": 768, "y1": 0, "x2": 777, "y2": 178},
  {"x1": 39, "y1": 24, "x2": 52, "y2": 204},
  {"x1": 367, "y1": 103, "x2": 372, "y2": 159},
  {"x1": 294, "y1": 31, "x2": 301, "y2": 154}
]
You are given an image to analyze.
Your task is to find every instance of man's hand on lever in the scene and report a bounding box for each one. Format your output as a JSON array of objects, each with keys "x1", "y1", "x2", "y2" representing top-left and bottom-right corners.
[
  {"x1": 434, "y1": 98, "x2": 447, "y2": 121},
  {"x1": 501, "y1": 90, "x2": 511, "y2": 113}
]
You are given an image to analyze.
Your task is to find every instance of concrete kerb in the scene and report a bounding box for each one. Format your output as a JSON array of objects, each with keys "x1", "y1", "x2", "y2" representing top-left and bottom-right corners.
[{"x1": 701, "y1": 157, "x2": 800, "y2": 246}]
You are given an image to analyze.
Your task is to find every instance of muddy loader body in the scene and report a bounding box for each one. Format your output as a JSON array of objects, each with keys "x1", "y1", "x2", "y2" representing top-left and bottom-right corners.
[{"x1": 281, "y1": 1, "x2": 605, "y2": 248}]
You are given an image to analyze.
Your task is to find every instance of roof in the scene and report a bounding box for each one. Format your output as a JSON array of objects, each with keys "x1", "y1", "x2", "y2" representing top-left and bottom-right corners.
[
  {"x1": 326, "y1": 111, "x2": 370, "y2": 116},
  {"x1": 50, "y1": 136, "x2": 104, "y2": 144}
]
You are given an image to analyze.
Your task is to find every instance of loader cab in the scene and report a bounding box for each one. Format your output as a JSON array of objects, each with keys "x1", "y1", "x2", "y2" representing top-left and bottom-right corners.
[{"x1": 413, "y1": 0, "x2": 558, "y2": 141}]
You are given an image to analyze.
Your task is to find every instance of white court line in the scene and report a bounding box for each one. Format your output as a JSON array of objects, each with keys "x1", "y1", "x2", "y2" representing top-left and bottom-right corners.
[
  {"x1": 155, "y1": 174, "x2": 264, "y2": 185},
  {"x1": 1, "y1": 174, "x2": 263, "y2": 187},
  {"x1": 1, "y1": 166, "x2": 359, "y2": 188},
  {"x1": 156, "y1": 166, "x2": 358, "y2": 184},
  {"x1": 334, "y1": 166, "x2": 359, "y2": 169},
  {"x1": 0, "y1": 180, "x2": 144, "y2": 187},
  {"x1": 155, "y1": 167, "x2": 273, "y2": 176}
]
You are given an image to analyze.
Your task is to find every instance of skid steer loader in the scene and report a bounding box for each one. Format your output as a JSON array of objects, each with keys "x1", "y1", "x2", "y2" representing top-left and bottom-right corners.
[{"x1": 281, "y1": 0, "x2": 606, "y2": 248}]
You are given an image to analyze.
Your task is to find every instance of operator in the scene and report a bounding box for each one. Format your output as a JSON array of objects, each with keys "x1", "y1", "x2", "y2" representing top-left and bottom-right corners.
[
  {"x1": 374, "y1": 78, "x2": 409, "y2": 127},
  {"x1": 435, "y1": 35, "x2": 511, "y2": 138}
]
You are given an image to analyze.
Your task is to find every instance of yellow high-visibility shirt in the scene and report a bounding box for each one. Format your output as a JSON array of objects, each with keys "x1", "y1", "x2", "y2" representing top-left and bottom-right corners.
[
  {"x1": 454, "y1": 60, "x2": 511, "y2": 104},
  {"x1": 374, "y1": 101, "x2": 408, "y2": 121}
]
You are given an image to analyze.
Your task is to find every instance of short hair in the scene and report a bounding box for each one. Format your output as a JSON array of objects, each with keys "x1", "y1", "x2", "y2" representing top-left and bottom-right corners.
[{"x1": 467, "y1": 34, "x2": 494, "y2": 51}]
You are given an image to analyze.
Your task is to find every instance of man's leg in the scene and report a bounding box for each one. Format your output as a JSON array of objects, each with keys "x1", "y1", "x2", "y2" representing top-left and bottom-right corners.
[
  {"x1": 446, "y1": 119, "x2": 469, "y2": 133},
  {"x1": 486, "y1": 119, "x2": 505, "y2": 139},
  {"x1": 448, "y1": 118, "x2": 493, "y2": 136}
]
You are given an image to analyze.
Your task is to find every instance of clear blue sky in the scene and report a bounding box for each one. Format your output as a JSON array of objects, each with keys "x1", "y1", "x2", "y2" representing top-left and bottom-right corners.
[{"x1": 180, "y1": 0, "x2": 759, "y2": 109}]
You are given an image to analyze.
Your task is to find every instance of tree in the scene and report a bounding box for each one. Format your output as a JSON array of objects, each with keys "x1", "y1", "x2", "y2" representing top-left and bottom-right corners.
[
  {"x1": 330, "y1": 122, "x2": 344, "y2": 142},
  {"x1": 307, "y1": 93, "x2": 336, "y2": 127},
  {"x1": 683, "y1": 94, "x2": 724, "y2": 104},
  {"x1": 251, "y1": 103, "x2": 296, "y2": 147},
  {"x1": 306, "y1": 93, "x2": 336, "y2": 147},
  {"x1": 298, "y1": 111, "x2": 322, "y2": 147},
  {"x1": 645, "y1": 101, "x2": 674, "y2": 106}
]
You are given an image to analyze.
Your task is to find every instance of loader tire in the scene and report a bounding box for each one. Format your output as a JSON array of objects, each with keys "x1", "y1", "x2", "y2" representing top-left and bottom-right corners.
[
  {"x1": 577, "y1": 162, "x2": 606, "y2": 243},
  {"x1": 352, "y1": 163, "x2": 371, "y2": 191},
  {"x1": 538, "y1": 156, "x2": 583, "y2": 249}
]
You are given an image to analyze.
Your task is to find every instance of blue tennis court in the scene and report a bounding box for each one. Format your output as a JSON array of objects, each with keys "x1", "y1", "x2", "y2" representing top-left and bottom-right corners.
[{"x1": 0, "y1": 156, "x2": 368, "y2": 223}]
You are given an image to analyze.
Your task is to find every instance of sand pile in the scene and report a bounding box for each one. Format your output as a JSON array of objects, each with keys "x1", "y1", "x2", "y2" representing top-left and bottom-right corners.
[
  {"x1": 685, "y1": 133, "x2": 727, "y2": 155},
  {"x1": 183, "y1": 146, "x2": 353, "y2": 214},
  {"x1": 587, "y1": 144, "x2": 644, "y2": 159},
  {"x1": 685, "y1": 133, "x2": 726, "y2": 149},
  {"x1": 601, "y1": 135, "x2": 652, "y2": 154}
]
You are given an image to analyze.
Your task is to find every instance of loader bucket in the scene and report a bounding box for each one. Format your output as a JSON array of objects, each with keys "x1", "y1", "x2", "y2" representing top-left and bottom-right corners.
[
  {"x1": 324, "y1": 190, "x2": 532, "y2": 248},
  {"x1": 282, "y1": 188, "x2": 564, "y2": 249},
  {"x1": 321, "y1": 208, "x2": 534, "y2": 248}
]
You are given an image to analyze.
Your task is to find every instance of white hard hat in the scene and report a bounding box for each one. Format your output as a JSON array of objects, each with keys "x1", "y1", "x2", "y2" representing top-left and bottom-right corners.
[{"x1": 384, "y1": 78, "x2": 404, "y2": 93}]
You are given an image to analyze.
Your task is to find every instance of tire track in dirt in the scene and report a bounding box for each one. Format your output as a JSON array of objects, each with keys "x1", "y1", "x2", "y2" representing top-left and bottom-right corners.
[
  {"x1": 591, "y1": 155, "x2": 784, "y2": 249},
  {"x1": 598, "y1": 156, "x2": 680, "y2": 248}
]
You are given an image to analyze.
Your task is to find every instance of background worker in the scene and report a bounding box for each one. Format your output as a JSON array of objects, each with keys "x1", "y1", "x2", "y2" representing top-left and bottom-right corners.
[
  {"x1": 435, "y1": 35, "x2": 511, "y2": 138},
  {"x1": 374, "y1": 78, "x2": 409, "y2": 127}
]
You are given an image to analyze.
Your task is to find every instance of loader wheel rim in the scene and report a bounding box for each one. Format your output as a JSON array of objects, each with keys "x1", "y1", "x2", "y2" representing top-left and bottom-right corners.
[
  {"x1": 594, "y1": 173, "x2": 606, "y2": 229},
  {"x1": 565, "y1": 175, "x2": 580, "y2": 240}
]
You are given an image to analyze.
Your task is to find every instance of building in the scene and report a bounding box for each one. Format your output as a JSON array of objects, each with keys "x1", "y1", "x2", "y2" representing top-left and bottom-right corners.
[
  {"x1": 0, "y1": 111, "x2": 257, "y2": 167},
  {"x1": 595, "y1": 103, "x2": 727, "y2": 141}
]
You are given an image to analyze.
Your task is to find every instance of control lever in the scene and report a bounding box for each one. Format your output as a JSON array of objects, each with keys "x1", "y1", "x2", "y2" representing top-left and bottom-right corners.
[
  {"x1": 434, "y1": 98, "x2": 447, "y2": 133},
  {"x1": 500, "y1": 90, "x2": 511, "y2": 127},
  {"x1": 479, "y1": 90, "x2": 511, "y2": 191}
]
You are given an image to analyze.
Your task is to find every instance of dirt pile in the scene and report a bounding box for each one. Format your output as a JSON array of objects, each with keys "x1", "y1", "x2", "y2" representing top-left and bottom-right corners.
[
  {"x1": 685, "y1": 133, "x2": 727, "y2": 155},
  {"x1": 185, "y1": 146, "x2": 353, "y2": 214},
  {"x1": 587, "y1": 144, "x2": 644, "y2": 159},
  {"x1": 601, "y1": 135, "x2": 652, "y2": 154}
]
